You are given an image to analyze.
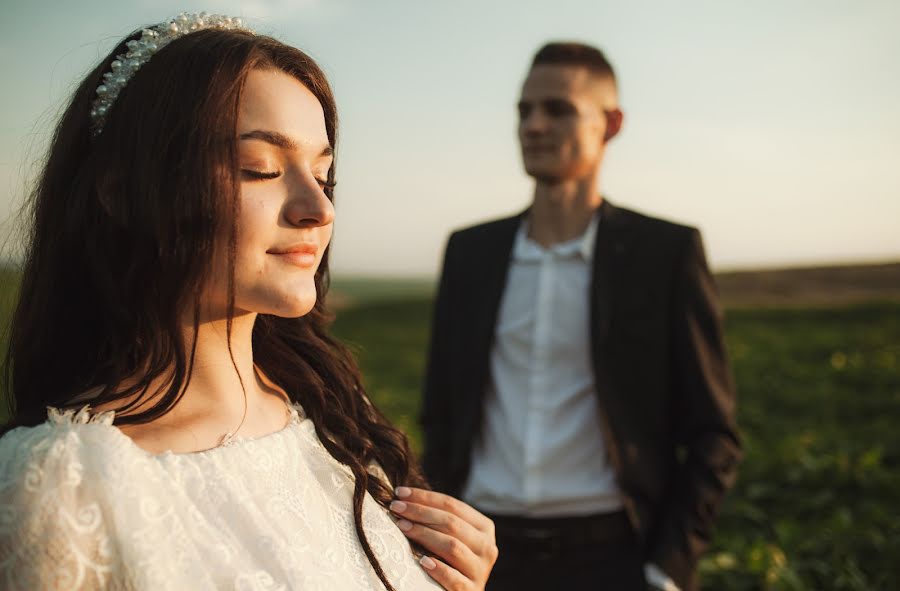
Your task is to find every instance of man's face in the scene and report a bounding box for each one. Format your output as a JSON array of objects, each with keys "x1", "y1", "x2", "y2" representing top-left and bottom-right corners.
[{"x1": 517, "y1": 64, "x2": 615, "y2": 183}]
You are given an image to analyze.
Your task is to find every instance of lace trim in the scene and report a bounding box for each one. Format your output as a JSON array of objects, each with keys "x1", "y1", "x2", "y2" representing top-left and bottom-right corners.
[
  {"x1": 219, "y1": 404, "x2": 302, "y2": 448},
  {"x1": 46, "y1": 405, "x2": 115, "y2": 426},
  {"x1": 45, "y1": 403, "x2": 304, "y2": 455},
  {"x1": 46, "y1": 403, "x2": 303, "y2": 425}
]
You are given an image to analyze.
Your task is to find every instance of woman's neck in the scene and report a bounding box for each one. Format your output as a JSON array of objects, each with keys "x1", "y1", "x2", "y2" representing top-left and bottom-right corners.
[
  {"x1": 177, "y1": 312, "x2": 260, "y2": 417},
  {"x1": 102, "y1": 311, "x2": 293, "y2": 453}
]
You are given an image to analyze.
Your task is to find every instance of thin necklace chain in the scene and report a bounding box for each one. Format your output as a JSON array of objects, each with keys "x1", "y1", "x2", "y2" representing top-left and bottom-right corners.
[
  {"x1": 216, "y1": 368, "x2": 293, "y2": 448},
  {"x1": 217, "y1": 386, "x2": 248, "y2": 448},
  {"x1": 217, "y1": 365, "x2": 256, "y2": 448}
]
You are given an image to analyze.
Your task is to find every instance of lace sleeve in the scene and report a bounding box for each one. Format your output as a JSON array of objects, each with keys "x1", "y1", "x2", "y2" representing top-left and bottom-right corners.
[{"x1": 0, "y1": 412, "x2": 126, "y2": 591}]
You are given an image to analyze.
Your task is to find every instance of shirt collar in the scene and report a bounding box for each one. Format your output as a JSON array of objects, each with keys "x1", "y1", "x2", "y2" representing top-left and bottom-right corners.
[{"x1": 513, "y1": 209, "x2": 600, "y2": 263}]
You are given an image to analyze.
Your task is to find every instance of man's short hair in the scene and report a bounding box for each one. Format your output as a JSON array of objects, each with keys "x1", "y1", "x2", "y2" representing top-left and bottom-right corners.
[{"x1": 531, "y1": 42, "x2": 616, "y2": 84}]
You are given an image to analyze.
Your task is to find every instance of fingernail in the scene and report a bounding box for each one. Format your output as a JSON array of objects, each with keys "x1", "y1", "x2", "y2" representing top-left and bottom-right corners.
[
  {"x1": 397, "y1": 519, "x2": 413, "y2": 532},
  {"x1": 419, "y1": 556, "x2": 436, "y2": 570},
  {"x1": 394, "y1": 486, "x2": 411, "y2": 498},
  {"x1": 390, "y1": 500, "x2": 407, "y2": 513}
]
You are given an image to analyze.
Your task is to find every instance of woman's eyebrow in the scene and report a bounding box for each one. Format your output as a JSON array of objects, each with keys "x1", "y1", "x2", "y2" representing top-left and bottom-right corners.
[
  {"x1": 239, "y1": 129, "x2": 332, "y2": 158},
  {"x1": 239, "y1": 129, "x2": 298, "y2": 150}
]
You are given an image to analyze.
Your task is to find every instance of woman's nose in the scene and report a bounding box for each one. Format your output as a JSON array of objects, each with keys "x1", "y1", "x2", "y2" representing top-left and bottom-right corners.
[{"x1": 283, "y1": 175, "x2": 335, "y2": 228}]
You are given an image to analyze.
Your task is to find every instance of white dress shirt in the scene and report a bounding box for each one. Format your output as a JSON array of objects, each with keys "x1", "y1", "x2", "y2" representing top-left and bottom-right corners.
[
  {"x1": 461, "y1": 212, "x2": 623, "y2": 516},
  {"x1": 460, "y1": 212, "x2": 679, "y2": 591}
]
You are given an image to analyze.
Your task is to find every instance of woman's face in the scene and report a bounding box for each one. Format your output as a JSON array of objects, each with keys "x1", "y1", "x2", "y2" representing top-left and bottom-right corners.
[{"x1": 208, "y1": 67, "x2": 335, "y2": 319}]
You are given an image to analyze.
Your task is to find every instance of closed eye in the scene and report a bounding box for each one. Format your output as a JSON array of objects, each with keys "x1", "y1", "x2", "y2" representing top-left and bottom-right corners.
[{"x1": 241, "y1": 169, "x2": 281, "y2": 181}]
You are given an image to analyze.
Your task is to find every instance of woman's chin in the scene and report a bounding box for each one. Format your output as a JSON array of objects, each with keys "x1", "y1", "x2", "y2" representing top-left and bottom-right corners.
[
  {"x1": 237, "y1": 282, "x2": 319, "y2": 318},
  {"x1": 272, "y1": 294, "x2": 317, "y2": 318}
]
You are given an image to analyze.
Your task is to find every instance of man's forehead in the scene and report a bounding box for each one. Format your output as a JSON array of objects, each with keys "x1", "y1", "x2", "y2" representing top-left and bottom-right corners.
[{"x1": 520, "y1": 64, "x2": 596, "y2": 99}]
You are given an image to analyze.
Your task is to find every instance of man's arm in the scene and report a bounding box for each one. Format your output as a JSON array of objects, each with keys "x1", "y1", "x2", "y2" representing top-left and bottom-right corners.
[
  {"x1": 420, "y1": 233, "x2": 459, "y2": 491},
  {"x1": 649, "y1": 228, "x2": 742, "y2": 590}
]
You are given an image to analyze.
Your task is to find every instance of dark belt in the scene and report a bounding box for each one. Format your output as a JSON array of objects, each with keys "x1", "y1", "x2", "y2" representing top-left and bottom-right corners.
[{"x1": 483, "y1": 510, "x2": 633, "y2": 559}]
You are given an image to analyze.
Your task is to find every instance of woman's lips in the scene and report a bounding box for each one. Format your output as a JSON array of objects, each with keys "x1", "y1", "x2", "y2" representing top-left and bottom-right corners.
[{"x1": 268, "y1": 244, "x2": 317, "y2": 268}]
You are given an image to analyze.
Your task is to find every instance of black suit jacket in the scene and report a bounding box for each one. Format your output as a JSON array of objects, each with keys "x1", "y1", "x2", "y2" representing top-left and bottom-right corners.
[{"x1": 420, "y1": 199, "x2": 741, "y2": 591}]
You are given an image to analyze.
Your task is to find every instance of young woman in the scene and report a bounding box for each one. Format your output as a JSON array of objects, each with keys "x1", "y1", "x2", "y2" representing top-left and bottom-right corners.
[{"x1": 0, "y1": 13, "x2": 496, "y2": 591}]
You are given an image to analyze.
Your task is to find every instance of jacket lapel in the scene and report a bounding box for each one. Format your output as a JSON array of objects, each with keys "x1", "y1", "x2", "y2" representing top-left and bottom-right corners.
[
  {"x1": 469, "y1": 212, "x2": 524, "y2": 402},
  {"x1": 591, "y1": 199, "x2": 628, "y2": 348}
]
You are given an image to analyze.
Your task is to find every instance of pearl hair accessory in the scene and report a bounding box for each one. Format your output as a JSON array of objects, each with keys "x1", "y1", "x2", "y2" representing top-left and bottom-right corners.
[{"x1": 89, "y1": 12, "x2": 252, "y2": 135}]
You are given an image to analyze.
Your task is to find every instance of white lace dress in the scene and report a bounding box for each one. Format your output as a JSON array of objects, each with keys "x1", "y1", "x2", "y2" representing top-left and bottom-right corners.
[{"x1": 0, "y1": 405, "x2": 441, "y2": 591}]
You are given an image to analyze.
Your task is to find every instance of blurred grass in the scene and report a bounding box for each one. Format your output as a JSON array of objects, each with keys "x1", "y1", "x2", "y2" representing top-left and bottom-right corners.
[
  {"x1": 700, "y1": 303, "x2": 900, "y2": 590},
  {"x1": 329, "y1": 276, "x2": 433, "y2": 309},
  {"x1": 331, "y1": 298, "x2": 434, "y2": 454}
]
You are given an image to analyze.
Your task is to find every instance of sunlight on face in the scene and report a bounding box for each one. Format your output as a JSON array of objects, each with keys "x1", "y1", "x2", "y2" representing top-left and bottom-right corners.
[{"x1": 216, "y1": 68, "x2": 335, "y2": 319}]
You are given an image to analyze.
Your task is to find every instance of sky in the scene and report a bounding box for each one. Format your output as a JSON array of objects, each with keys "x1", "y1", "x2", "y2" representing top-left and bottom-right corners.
[{"x1": 1, "y1": 0, "x2": 898, "y2": 277}]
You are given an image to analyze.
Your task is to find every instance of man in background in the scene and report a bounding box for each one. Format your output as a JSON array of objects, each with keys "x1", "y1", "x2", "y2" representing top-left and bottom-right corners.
[{"x1": 421, "y1": 42, "x2": 741, "y2": 591}]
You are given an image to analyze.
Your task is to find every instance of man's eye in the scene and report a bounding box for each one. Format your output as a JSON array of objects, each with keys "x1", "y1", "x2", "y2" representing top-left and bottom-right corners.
[
  {"x1": 241, "y1": 169, "x2": 281, "y2": 180},
  {"x1": 544, "y1": 101, "x2": 575, "y2": 117},
  {"x1": 517, "y1": 105, "x2": 532, "y2": 120}
]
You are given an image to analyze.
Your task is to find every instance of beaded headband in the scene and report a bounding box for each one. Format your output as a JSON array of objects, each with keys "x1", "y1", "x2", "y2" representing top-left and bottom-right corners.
[{"x1": 89, "y1": 12, "x2": 252, "y2": 135}]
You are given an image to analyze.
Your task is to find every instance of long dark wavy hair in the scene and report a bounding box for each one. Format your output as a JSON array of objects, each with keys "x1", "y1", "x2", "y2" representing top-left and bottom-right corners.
[{"x1": 2, "y1": 24, "x2": 425, "y2": 591}]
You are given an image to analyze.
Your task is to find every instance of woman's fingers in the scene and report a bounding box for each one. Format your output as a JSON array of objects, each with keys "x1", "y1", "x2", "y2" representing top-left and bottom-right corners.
[
  {"x1": 394, "y1": 487, "x2": 494, "y2": 534},
  {"x1": 417, "y1": 554, "x2": 473, "y2": 591},
  {"x1": 390, "y1": 498, "x2": 484, "y2": 554},
  {"x1": 392, "y1": 487, "x2": 498, "y2": 590},
  {"x1": 396, "y1": 518, "x2": 480, "y2": 580}
]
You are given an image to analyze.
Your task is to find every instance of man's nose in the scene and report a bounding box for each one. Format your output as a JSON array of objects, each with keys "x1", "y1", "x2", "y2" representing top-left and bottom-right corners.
[{"x1": 521, "y1": 108, "x2": 549, "y2": 134}]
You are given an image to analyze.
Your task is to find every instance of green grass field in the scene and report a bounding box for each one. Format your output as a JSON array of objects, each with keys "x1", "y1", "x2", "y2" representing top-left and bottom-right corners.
[
  {"x1": 332, "y1": 297, "x2": 900, "y2": 591},
  {"x1": 1, "y1": 269, "x2": 898, "y2": 589}
]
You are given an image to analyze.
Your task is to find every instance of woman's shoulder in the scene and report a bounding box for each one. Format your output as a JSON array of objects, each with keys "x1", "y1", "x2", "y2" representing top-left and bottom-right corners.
[
  {"x1": 0, "y1": 406, "x2": 139, "y2": 492},
  {"x1": 0, "y1": 407, "x2": 137, "y2": 589},
  {"x1": 1, "y1": 404, "x2": 116, "y2": 449}
]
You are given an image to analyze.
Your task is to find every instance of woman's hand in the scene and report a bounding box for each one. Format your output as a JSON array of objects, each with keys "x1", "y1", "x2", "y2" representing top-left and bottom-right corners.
[{"x1": 391, "y1": 486, "x2": 498, "y2": 591}]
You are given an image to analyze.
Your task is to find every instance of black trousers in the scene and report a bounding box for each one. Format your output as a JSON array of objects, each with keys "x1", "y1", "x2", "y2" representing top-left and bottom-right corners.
[{"x1": 484, "y1": 511, "x2": 646, "y2": 591}]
